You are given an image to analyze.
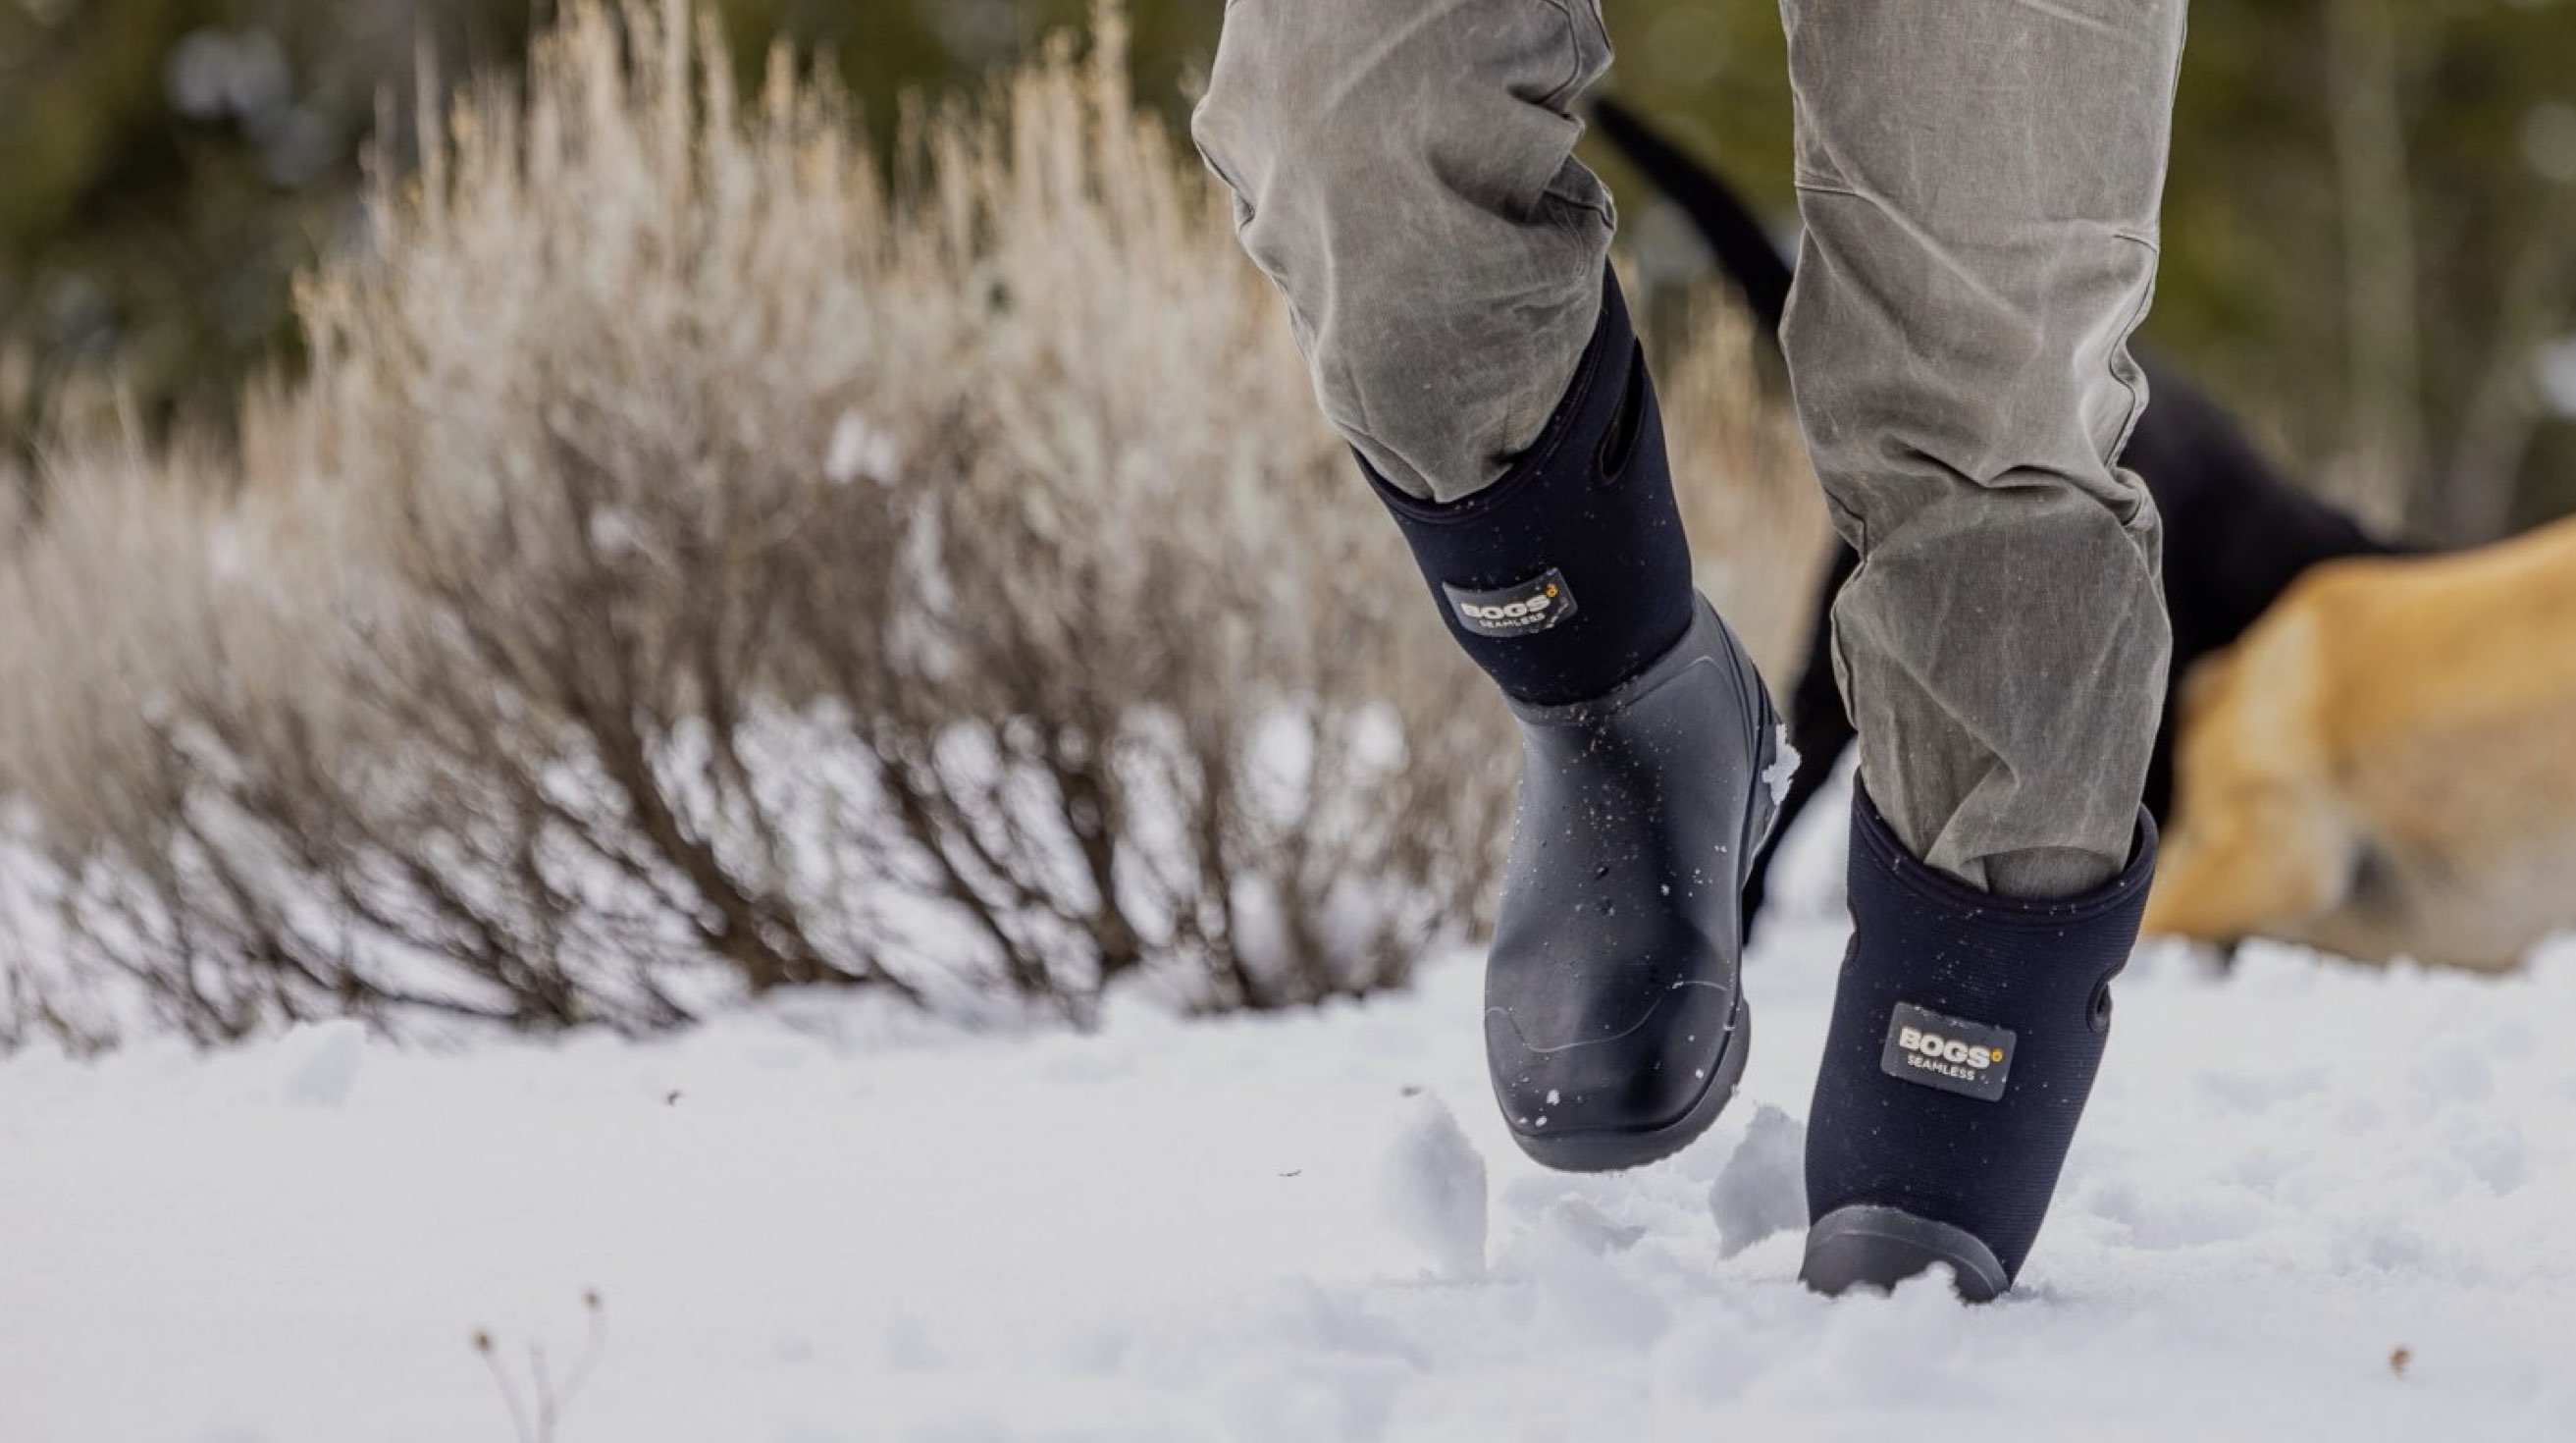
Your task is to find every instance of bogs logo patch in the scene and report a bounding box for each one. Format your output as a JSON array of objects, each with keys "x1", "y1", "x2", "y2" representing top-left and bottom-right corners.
[
  {"x1": 1879, "y1": 1001, "x2": 2017, "y2": 1102},
  {"x1": 1445, "y1": 568, "x2": 1578, "y2": 638}
]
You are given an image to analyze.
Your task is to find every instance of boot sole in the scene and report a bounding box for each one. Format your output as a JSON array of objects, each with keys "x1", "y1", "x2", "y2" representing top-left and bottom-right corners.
[{"x1": 1801, "y1": 1205, "x2": 2011, "y2": 1303}]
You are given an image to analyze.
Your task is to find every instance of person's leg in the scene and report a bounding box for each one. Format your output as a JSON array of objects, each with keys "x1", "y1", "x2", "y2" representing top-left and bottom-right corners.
[
  {"x1": 1781, "y1": 0, "x2": 2185, "y2": 899},
  {"x1": 1191, "y1": 0, "x2": 1615, "y2": 506},
  {"x1": 1194, "y1": 1, "x2": 1782, "y2": 1171},
  {"x1": 1197, "y1": 0, "x2": 1698, "y2": 707},
  {"x1": 1780, "y1": 0, "x2": 2189, "y2": 1299}
]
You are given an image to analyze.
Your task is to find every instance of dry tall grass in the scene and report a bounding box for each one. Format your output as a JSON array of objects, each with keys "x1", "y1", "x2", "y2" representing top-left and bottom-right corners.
[
  {"x1": 0, "y1": 1, "x2": 1822, "y2": 1050},
  {"x1": 1657, "y1": 294, "x2": 1830, "y2": 677}
]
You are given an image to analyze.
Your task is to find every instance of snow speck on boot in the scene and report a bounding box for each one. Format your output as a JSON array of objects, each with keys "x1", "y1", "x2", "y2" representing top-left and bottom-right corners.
[
  {"x1": 1764, "y1": 724, "x2": 1802, "y2": 807},
  {"x1": 1376, "y1": 1092, "x2": 1489, "y2": 1280}
]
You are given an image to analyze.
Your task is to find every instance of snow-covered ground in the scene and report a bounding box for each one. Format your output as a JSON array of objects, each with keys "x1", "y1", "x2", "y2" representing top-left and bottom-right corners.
[{"x1": 6, "y1": 818, "x2": 2576, "y2": 1442}]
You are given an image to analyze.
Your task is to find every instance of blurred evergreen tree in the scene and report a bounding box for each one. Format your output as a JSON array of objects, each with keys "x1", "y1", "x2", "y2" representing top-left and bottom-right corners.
[
  {"x1": 0, "y1": 0, "x2": 530, "y2": 437},
  {"x1": 2, "y1": 0, "x2": 2570, "y2": 534}
]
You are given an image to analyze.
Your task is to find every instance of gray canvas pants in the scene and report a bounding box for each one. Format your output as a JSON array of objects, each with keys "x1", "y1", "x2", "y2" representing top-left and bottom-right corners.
[{"x1": 1193, "y1": 0, "x2": 2185, "y2": 897}]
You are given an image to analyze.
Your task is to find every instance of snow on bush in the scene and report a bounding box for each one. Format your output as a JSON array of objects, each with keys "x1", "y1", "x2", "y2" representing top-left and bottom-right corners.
[{"x1": 0, "y1": 1, "x2": 1822, "y2": 1051}]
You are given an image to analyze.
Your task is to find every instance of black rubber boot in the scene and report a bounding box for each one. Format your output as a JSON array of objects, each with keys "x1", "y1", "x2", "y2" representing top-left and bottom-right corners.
[
  {"x1": 1370, "y1": 267, "x2": 1784, "y2": 1173},
  {"x1": 1802, "y1": 787, "x2": 2158, "y2": 1301},
  {"x1": 1483, "y1": 601, "x2": 1783, "y2": 1170}
]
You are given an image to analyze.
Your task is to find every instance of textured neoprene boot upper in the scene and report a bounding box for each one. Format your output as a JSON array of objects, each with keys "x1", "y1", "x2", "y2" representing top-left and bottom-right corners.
[
  {"x1": 1803, "y1": 787, "x2": 2158, "y2": 1300},
  {"x1": 1366, "y1": 268, "x2": 1697, "y2": 708},
  {"x1": 1370, "y1": 268, "x2": 1784, "y2": 1172}
]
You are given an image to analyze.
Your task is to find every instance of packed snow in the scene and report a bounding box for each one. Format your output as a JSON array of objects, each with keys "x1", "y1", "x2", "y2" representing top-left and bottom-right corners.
[{"x1": 6, "y1": 804, "x2": 2576, "y2": 1443}]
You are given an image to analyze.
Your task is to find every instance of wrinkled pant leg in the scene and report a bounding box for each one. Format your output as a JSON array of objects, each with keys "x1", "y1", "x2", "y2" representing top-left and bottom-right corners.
[
  {"x1": 1191, "y1": 0, "x2": 1618, "y2": 503},
  {"x1": 1779, "y1": 0, "x2": 2188, "y2": 897}
]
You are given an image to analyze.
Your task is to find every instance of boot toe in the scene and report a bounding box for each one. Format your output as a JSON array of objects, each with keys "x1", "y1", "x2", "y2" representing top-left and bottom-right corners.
[{"x1": 1485, "y1": 978, "x2": 1746, "y2": 1169}]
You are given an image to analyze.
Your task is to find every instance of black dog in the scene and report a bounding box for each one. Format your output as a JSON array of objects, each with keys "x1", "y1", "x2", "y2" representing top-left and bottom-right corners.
[{"x1": 1588, "y1": 98, "x2": 2403, "y2": 924}]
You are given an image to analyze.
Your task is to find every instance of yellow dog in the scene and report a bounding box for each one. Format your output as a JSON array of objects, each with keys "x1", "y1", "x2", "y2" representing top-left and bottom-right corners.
[{"x1": 2146, "y1": 514, "x2": 2576, "y2": 970}]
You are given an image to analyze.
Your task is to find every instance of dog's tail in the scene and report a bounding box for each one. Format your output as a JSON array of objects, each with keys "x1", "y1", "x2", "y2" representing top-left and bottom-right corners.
[{"x1": 1589, "y1": 97, "x2": 1794, "y2": 341}]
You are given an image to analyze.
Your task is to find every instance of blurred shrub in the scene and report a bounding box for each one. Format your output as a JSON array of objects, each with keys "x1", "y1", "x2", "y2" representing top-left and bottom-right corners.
[
  {"x1": 0, "y1": 1, "x2": 1505, "y2": 1044},
  {"x1": 1657, "y1": 294, "x2": 1826, "y2": 676},
  {"x1": 0, "y1": 1, "x2": 1814, "y2": 1051}
]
